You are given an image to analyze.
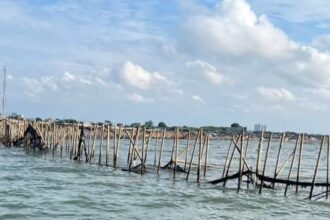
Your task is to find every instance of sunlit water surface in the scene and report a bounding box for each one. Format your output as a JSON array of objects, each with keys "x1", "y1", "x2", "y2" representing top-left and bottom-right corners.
[{"x1": 0, "y1": 139, "x2": 329, "y2": 219}]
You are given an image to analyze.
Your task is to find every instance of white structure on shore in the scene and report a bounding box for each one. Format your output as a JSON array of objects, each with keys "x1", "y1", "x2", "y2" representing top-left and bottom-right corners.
[{"x1": 254, "y1": 124, "x2": 266, "y2": 132}]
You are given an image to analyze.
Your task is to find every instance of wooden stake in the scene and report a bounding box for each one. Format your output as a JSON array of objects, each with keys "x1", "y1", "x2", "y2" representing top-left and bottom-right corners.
[
  {"x1": 186, "y1": 130, "x2": 200, "y2": 181},
  {"x1": 114, "y1": 125, "x2": 122, "y2": 168},
  {"x1": 197, "y1": 129, "x2": 203, "y2": 183},
  {"x1": 157, "y1": 129, "x2": 166, "y2": 175},
  {"x1": 284, "y1": 134, "x2": 300, "y2": 196},
  {"x1": 256, "y1": 130, "x2": 264, "y2": 175},
  {"x1": 259, "y1": 132, "x2": 272, "y2": 194},
  {"x1": 98, "y1": 124, "x2": 104, "y2": 165},
  {"x1": 238, "y1": 132, "x2": 244, "y2": 192},
  {"x1": 296, "y1": 133, "x2": 304, "y2": 193},
  {"x1": 309, "y1": 136, "x2": 325, "y2": 199},
  {"x1": 154, "y1": 130, "x2": 159, "y2": 166},
  {"x1": 106, "y1": 124, "x2": 110, "y2": 166},
  {"x1": 273, "y1": 132, "x2": 285, "y2": 188},
  {"x1": 184, "y1": 131, "x2": 191, "y2": 171},
  {"x1": 174, "y1": 128, "x2": 179, "y2": 179},
  {"x1": 203, "y1": 134, "x2": 209, "y2": 177}
]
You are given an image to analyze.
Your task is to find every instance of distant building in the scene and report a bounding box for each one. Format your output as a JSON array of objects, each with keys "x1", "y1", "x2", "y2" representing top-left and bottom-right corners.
[{"x1": 254, "y1": 124, "x2": 266, "y2": 132}]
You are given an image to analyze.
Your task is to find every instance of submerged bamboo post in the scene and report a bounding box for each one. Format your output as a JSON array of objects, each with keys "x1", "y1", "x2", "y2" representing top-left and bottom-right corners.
[
  {"x1": 186, "y1": 130, "x2": 200, "y2": 181},
  {"x1": 114, "y1": 125, "x2": 122, "y2": 168},
  {"x1": 154, "y1": 130, "x2": 159, "y2": 166},
  {"x1": 259, "y1": 132, "x2": 272, "y2": 194},
  {"x1": 174, "y1": 128, "x2": 179, "y2": 179},
  {"x1": 203, "y1": 134, "x2": 209, "y2": 177},
  {"x1": 296, "y1": 133, "x2": 304, "y2": 193},
  {"x1": 197, "y1": 129, "x2": 203, "y2": 183},
  {"x1": 157, "y1": 129, "x2": 166, "y2": 175},
  {"x1": 256, "y1": 130, "x2": 264, "y2": 175},
  {"x1": 141, "y1": 127, "x2": 146, "y2": 174},
  {"x1": 113, "y1": 125, "x2": 117, "y2": 166},
  {"x1": 284, "y1": 134, "x2": 300, "y2": 196},
  {"x1": 238, "y1": 131, "x2": 244, "y2": 193},
  {"x1": 98, "y1": 124, "x2": 104, "y2": 165},
  {"x1": 273, "y1": 132, "x2": 285, "y2": 188},
  {"x1": 127, "y1": 128, "x2": 134, "y2": 164},
  {"x1": 184, "y1": 131, "x2": 191, "y2": 171},
  {"x1": 106, "y1": 124, "x2": 110, "y2": 166},
  {"x1": 309, "y1": 136, "x2": 325, "y2": 199},
  {"x1": 91, "y1": 125, "x2": 98, "y2": 161}
]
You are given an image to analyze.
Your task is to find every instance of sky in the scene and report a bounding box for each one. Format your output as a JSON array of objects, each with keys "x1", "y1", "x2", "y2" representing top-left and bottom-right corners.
[{"x1": 1, "y1": 0, "x2": 330, "y2": 133}]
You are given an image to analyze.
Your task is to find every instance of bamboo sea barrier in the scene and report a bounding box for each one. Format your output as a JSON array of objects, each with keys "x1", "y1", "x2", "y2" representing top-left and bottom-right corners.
[{"x1": 2, "y1": 118, "x2": 330, "y2": 201}]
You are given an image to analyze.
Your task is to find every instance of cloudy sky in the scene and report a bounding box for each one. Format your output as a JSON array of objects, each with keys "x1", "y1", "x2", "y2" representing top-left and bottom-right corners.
[{"x1": 1, "y1": 0, "x2": 330, "y2": 133}]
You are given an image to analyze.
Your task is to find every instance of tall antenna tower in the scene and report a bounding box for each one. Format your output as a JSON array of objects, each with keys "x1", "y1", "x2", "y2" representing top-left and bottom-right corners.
[{"x1": 2, "y1": 66, "x2": 6, "y2": 118}]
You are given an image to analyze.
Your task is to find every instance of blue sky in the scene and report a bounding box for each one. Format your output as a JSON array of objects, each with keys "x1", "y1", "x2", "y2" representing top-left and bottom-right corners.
[{"x1": 1, "y1": 0, "x2": 330, "y2": 133}]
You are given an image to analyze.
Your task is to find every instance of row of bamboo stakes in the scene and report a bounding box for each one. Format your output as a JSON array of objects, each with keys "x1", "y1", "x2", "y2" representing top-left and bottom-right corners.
[
  {"x1": 1, "y1": 119, "x2": 210, "y2": 183},
  {"x1": 219, "y1": 130, "x2": 330, "y2": 200},
  {"x1": 1, "y1": 119, "x2": 330, "y2": 200}
]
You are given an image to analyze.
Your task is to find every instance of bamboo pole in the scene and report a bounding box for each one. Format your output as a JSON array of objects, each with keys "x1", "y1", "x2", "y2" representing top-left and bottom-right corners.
[
  {"x1": 114, "y1": 125, "x2": 122, "y2": 168},
  {"x1": 98, "y1": 124, "x2": 104, "y2": 165},
  {"x1": 88, "y1": 126, "x2": 92, "y2": 158},
  {"x1": 174, "y1": 128, "x2": 179, "y2": 179},
  {"x1": 157, "y1": 129, "x2": 166, "y2": 175},
  {"x1": 284, "y1": 134, "x2": 300, "y2": 196},
  {"x1": 113, "y1": 125, "x2": 117, "y2": 166},
  {"x1": 127, "y1": 128, "x2": 134, "y2": 164},
  {"x1": 197, "y1": 129, "x2": 203, "y2": 183},
  {"x1": 154, "y1": 130, "x2": 159, "y2": 166},
  {"x1": 238, "y1": 131, "x2": 244, "y2": 192},
  {"x1": 296, "y1": 133, "x2": 304, "y2": 193},
  {"x1": 91, "y1": 125, "x2": 97, "y2": 161},
  {"x1": 309, "y1": 136, "x2": 325, "y2": 199},
  {"x1": 273, "y1": 132, "x2": 285, "y2": 188},
  {"x1": 184, "y1": 131, "x2": 191, "y2": 171},
  {"x1": 256, "y1": 130, "x2": 264, "y2": 175},
  {"x1": 106, "y1": 124, "x2": 110, "y2": 166},
  {"x1": 141, "y1": 127, "x2": 146, "y2": 174},
  {"x1": 259, "y1": 132, "x2": 272, "y2": 194},
  {"x1": 186, "y1": 130, "x2": 200, "y2": 181},
  {"x1": 203, "y1": 134, "x2": 209, "y2": 177}
]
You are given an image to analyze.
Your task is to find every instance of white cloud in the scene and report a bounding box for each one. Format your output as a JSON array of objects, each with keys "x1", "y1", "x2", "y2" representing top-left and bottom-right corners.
[
  {"x1": 183, "y1": 0, "x2": 295, "y2": 58},
  {"x1": 62, "y1": 71, "x2": 75, "y2": 82},
  {"x1": 128, "y1": 93, "x2": 153, "y2": 103},
  {"x1": 22, "y1": 76, "x2": 58, "y2": 97},
  {"x1": 310, "y1": 88, "x2": 330, "y2": 99},
  {"x1": 312, "y1": 35, "x2": 330, "y2": 52},
  {"x1": 183, "y1": 0, "x2": 330, "y2": 90},
  {"x1": 257, "y1": 87, "x2": 295, "y2": 101},
  {"x1": 186, "y1": 60, "x2": 224, "y2": 85},
  {"x1": 192, "y1": 95, "x2": 206, "y2": 104},
  {"x1": 121, "y1": 61, "x2": 169, "y2": 90}
]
